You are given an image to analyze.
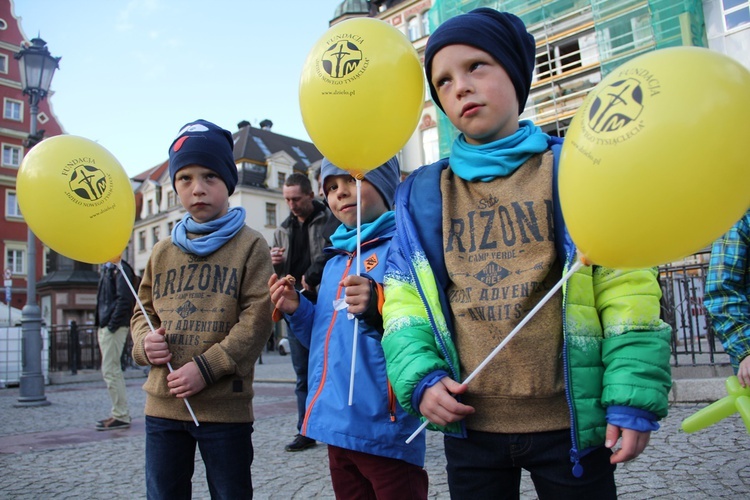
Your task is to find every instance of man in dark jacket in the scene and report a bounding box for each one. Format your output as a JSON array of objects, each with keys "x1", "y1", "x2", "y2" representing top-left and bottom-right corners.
[
  {"x1": 94, "y1": 260, "x2": 136, "y2": 430},
  {"x1": 271, "y1": 172, "x2": 336, "y2": 451}
]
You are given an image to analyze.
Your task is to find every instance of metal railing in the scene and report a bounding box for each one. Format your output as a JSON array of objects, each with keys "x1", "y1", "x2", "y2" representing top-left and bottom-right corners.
[
  {"x1": 42, "y1": 260, "x2": 732, "y2": 375},
  {"x1": 48, "y1": 321, "x2": 135, "y2": 374}
]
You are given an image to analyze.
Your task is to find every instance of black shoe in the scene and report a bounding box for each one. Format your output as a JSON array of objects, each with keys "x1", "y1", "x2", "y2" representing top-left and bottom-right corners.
[
  {"x1": 96, "y1": 417, "x2": 130, "y2": 431},
  {"x1": 285, "y1": 434, "x2": 316, "y2": 452}
]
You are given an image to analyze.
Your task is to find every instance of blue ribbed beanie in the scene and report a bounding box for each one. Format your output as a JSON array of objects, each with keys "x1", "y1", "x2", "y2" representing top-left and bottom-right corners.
[
  {"x1": 320, "y1": 156, "x2": 401, "y2": 208},
  {"x1": 424, "y1": 8, "x2": 536, "y2": 114},
  {"x1": 168, "y1": 119, "x2": 238, "y2": 195}
]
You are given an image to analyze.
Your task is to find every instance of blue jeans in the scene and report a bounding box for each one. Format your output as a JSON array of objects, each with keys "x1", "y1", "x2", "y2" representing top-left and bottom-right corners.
[
  {"x1": 287, "y1": 332, "x2": 309, "y2": 431},
  {"x1": 444, "y1": 428, "x2": 616, "y2": 499},
  {"x1": 145, "y1": 416, "x2": 254, "y2": 500}
]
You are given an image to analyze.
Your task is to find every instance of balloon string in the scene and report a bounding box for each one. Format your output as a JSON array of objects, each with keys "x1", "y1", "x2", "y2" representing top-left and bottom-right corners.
[
  {"x1": 405, "y1": 259, "x2": 584, "y2": 444},
  {"x1": 117, "y1": 260, "x2": 200, "y2": 427},
  {"x1": 348, "y1": 179, "x2": 363, "y2": 407}
]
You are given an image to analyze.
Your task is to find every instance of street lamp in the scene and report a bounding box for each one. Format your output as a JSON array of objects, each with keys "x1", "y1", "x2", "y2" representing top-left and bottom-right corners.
[{"x1": 14, "y1": 37, "x2": 60, "y2": 406}]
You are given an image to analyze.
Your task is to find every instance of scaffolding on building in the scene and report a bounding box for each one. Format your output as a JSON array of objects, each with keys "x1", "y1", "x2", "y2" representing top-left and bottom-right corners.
[{"x1": 429, "y1": 0, "x2": 707, "y2": 156}]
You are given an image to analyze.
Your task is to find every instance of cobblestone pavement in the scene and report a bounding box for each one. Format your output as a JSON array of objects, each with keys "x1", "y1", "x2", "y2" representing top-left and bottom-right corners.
[{"x1": 1, "y1": 351, "x2": 749, "y2": 499}]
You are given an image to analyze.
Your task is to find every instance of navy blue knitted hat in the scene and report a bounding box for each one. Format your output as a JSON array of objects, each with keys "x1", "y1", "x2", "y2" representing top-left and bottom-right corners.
[
  {"x1": 168, "y1": 119, "x2": 238, "y2": 195},
  {"x1": 320, "y1": 156, "x2": 401, "y2": 209},
  {"x1": 424, "y1": 8, "x2": 536, "y2": 114}
]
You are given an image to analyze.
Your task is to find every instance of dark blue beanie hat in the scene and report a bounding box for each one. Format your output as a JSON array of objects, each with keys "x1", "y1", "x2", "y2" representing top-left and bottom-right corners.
[
  {"x1": 168, "y1": 119, "x2": 238, "y2": 195},
  {"x1": 320, "y1": 156, "x2": 401, "y2": 209},
  {"x1": 424, "y1": 8, "x2": 536, "y2": 114}
]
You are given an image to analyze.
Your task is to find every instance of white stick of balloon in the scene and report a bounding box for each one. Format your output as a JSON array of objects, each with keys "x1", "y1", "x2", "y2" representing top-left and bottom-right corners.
[
  {"x1": 405, "y1": 259, "x2": 584, "y2": 444},
  {"x1": 117, "y1": 260, "x2": 200, "y2": 427}
]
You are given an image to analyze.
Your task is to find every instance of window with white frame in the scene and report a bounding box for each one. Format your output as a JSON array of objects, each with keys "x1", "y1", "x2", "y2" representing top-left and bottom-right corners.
[
  {"x1": 152, "y1": 226, "x2": 160, "y2": 246},
  {"x1": 421, "y1": 11, "x2": 430, "y2": 37},
  {"x1": 0, "y1": 53, "x2": 7, "y2": 74},
  {"x1": 5, "y1": 244, "x2": 25, "y2": 274},
  {"x1": 266, "y1": 203, "x2": 277, "y2": 227},
  {"x1": 2, "y1": 144, "x2": 22, "y2": 167},
  {"x1": 421, "y1": 127, "x2": 439, "y2": 166},
  {"x1": 407, "y1": 15, "x2": 421, "y2": 41},
  {"x1": 5, "y1": 189, "x2": 21, "y2": 218},
  {"x1": 723, "y1": 0, "x2": 750, "y2": 30},
  {"x1": 3, "y1": 98, "x2": 22, "y2": 121}
]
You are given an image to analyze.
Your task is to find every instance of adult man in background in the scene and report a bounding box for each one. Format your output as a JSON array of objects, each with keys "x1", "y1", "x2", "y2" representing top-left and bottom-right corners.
[
  {"x1": 95, "y1": 259, "x2": 136, "y2": 430},
  {"x1": 272, "y1": 172, "x2": 335, "y2": 451}
]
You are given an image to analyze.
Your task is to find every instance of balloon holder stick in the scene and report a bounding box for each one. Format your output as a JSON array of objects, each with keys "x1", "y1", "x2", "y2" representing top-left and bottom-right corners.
[
  {"x1": 405, "y1": 258, "x2": 586, "y2": 443},
  {"x1": 117, "y1": 261, "x2": 200, "y2": 426}
]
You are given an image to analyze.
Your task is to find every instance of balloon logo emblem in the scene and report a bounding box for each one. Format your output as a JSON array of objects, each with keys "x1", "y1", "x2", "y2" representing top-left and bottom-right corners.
[
  {"x1": 587, "y1": 78, "x2": 644, "y2": 133},
  {"x1": 68, "y1": 164, "x2": 107, "y2": 201}
]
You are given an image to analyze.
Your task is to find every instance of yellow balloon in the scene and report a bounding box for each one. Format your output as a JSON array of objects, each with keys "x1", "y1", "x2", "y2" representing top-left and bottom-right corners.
[
  {"x1": 299, "y1": 17, "x2": 424, "y2": 176},
  {"x1": 17, "y1": 135, "x2": 135, "y2": 264},
  {"x1": 559, "y1": 47, "x2": 750, "y2": 269}
]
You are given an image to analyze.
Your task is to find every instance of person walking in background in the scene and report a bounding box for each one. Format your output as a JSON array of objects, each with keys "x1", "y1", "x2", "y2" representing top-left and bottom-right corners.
[
  {"x1": 130, "y1": 119, "x2": 274, "y2": 498},
  {"x1": 271, "y1": 172, "x2": 335, "y2": 452},
  {"x1": 95, "y1": 257, "x2": 136, "y2": 431},
  {"x1": 269, "y1": 157, "x2": 428, "y2": 498},
  {"x1": 381, "y1": 8, "x2": 672, "y2": 498},
  {"x1": 704, "y1": 208, "x2": 750, "y2": 387}
]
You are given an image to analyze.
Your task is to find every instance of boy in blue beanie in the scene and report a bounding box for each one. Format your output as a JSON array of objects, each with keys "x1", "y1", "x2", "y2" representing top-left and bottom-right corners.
[
  {"x1": 382, "y1": 8, "x2": 672, "y2": 498},
  {"x1": 269, "y1": 157, "x2": 429, "y2": 499},
  {"x1": 131, "y1": 118, "x2": 274, "y2": 499}
]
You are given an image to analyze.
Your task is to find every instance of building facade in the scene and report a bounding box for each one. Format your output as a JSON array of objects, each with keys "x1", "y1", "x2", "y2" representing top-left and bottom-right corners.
[
  {"x1": 0, "y1": 0, "x2": 79, "y2": 327},
  {"x1": 332, "y1": 0, "x2": 749, "y2": 167}
]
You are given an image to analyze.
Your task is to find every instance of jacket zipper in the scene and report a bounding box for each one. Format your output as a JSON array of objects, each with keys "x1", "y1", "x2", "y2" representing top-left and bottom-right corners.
[
  {"x1": 562, "y1": 254, "x2": 584, "y2": 478},
  {"x1": 301, "y1": 254, "x2": 354, "y2": 435}
]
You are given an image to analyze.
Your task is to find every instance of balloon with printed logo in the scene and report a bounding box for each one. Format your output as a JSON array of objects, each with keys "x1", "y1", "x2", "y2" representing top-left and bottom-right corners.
[
  {"x1": 17, "y1": 135, "x2": 135, "y2": 264},
  {"x1": 559, "y1": 47, "x2": 750, "y2": 269},
  {"x1": 299, "y1": 17, "x2": 424, "y2": 177}
]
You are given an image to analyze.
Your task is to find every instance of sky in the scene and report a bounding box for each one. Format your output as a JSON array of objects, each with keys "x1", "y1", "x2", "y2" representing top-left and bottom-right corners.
[{"x1": 12, "y1": 0, "x2": 344, "y2": 177}]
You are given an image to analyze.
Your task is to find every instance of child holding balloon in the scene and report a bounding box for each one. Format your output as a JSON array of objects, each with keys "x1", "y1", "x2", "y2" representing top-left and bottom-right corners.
[
  {"x1": 130, "y1": 119, "x2": 274, "y2": 499},
  {"x1": 381, "y1": 8, "x2": 672, "y2": 498},
  {"x1": 268, "y1": 157, "x2": 429, "y2": 499}
]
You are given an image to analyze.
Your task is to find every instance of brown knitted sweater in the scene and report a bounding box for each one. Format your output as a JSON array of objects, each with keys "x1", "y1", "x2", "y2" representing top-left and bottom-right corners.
[{"x1": 131, "y1": 226, "x2": 274, "y2": 423}]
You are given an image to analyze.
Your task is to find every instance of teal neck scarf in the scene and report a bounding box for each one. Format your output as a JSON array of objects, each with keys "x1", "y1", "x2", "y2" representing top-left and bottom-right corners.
[
  {"x1": 171, "y1": 206, "x2": 246, "y2": 256},
  {"x1": 329, "y1": 211, "x2": 396, "y2": 253},
  {"x1": 450, "y1": 120, "x2": 550, "y2": 182}
]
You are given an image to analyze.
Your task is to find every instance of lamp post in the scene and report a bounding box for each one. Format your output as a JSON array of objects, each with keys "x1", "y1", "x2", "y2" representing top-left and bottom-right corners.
[{"x1": 13, "y1": 37, "x2": 60, "y2": 407}]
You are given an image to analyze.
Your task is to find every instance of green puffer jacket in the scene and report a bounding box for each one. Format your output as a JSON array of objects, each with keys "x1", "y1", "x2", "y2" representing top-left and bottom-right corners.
[{"x1": 382, "y1": 151, "x2": 672, "y2": 469}]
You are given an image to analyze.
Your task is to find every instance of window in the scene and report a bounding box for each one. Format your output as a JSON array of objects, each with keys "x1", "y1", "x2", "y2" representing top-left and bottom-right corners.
[
  {"x1": 2, "y1": 144, "x2": 22, "y2": 167},
  {"x1": 167, "y1": 221, "x2": 174, "y2": 235},
  {"x1": 167, "y1": 191, "x2": 177, "y2": 208},
  {"x1": 407, "y1": 16, "x2": 421, "y2": 41},
  {"x1": 152, "y1": 226, "x2": 160, "y2": 246},
  {"x1": 0, "y1": 54, "x2": 7, "y2": 74},
  {"x1": 3, "y1": 98, "x2": 22, "y2": 121},
  {"x1": 277, "y1": 172, "x2": 285, "y2": 188},
  {"x1": 422, "y1": 127, "x2": 439, "y2": 166},
  {"x1": 723, "y1": 0, "x2": 750, "y2": 30},
  {"x1": 5, "y1": 245, "x2": 25, "y2": 274},
  {"x1": 5, "y1": 189, "x2": 21, "y2": 218},
  {"x1": 266, "y1": 203, "x2": 277, "y2": 227},
  {"x1": 421, "y1": 11, "x2": 430, "y2": 37},
  {"x1": 138, "y1": 230, "x2": 146, "y2": 252},
  {"x1": 147, "y1": 199, "x2": 153, "y2": 216}
]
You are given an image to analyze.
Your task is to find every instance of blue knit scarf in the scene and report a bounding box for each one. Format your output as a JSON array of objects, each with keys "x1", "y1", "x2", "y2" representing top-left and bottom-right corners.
[
  {"x1": 171, "y1": 207, "x2": 246, "y2": 256},
  {"x1": 329, "y1": 211, "x2": 396, "y2": 253},
  {"x1": 450, "y1": 120, "x2": 550, "y2": 182}
]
